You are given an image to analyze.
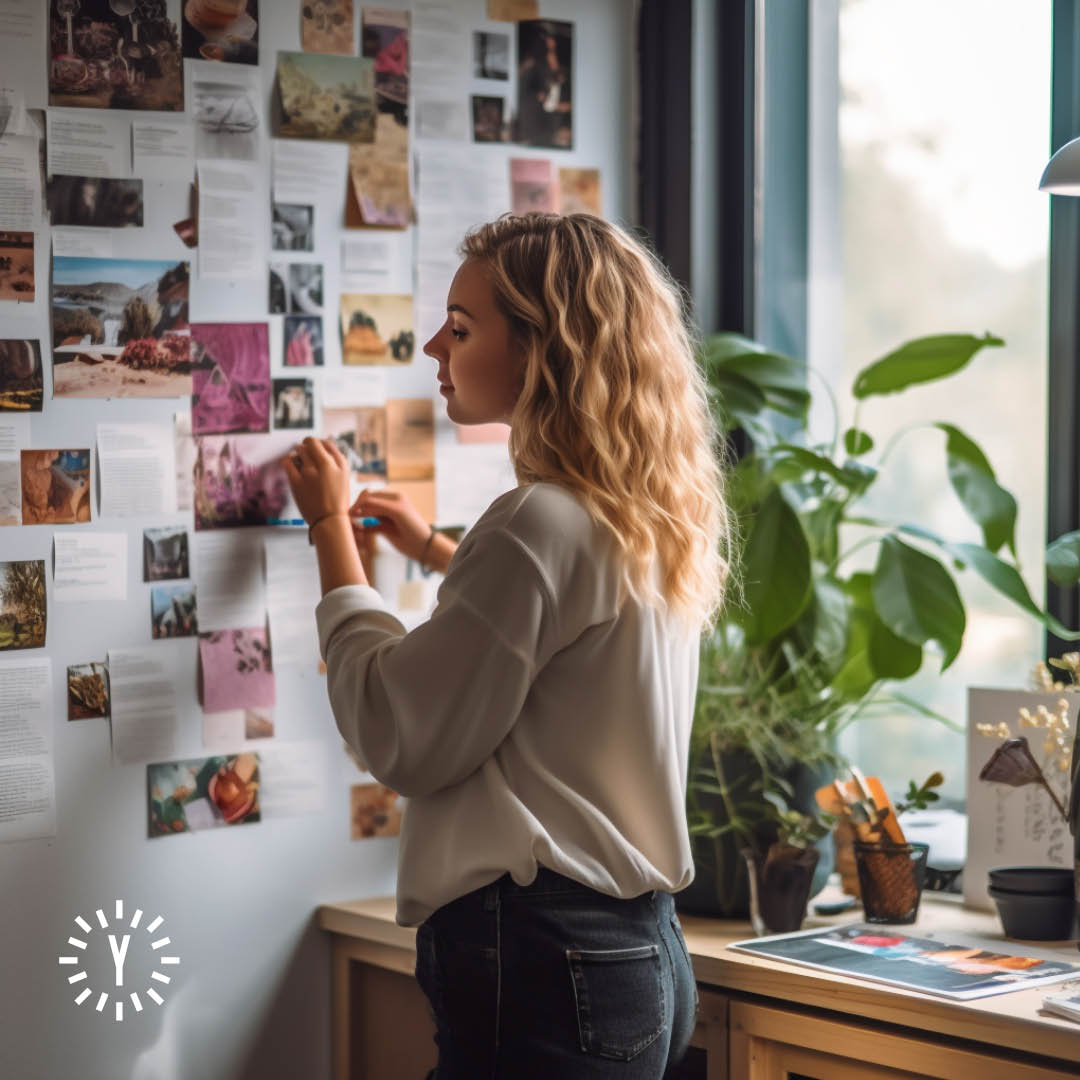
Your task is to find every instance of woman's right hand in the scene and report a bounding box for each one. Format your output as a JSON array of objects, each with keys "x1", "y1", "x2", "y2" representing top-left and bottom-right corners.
[{"x1": 350, "y1": 487, "x2": 432, "y2": 563}]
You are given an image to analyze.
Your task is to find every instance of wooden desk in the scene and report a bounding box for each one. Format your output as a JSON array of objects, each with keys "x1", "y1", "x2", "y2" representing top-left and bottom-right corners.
[{"x1": 317, "y1": 894, "x2": 1080, "y2": 1079}]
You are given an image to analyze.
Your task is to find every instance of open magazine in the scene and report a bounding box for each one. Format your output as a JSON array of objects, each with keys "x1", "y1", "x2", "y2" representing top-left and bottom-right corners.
[{"x1": 730, "y1": 923, "x2": 1080, "y2": 1001}]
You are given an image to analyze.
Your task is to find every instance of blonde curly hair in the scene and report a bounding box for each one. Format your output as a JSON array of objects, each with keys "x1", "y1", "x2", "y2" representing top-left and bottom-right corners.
[{"x1": 459, "y1": 212, "x2": 734, "y2": 636}]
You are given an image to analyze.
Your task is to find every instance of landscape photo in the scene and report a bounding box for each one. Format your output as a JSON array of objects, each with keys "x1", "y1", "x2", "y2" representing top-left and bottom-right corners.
[
  {"x1": 0, "y1": 232, "x2": 34, "y2": 302},
  {"x1": 151, "y1": 583, "x2": 198, "y2": 639},
  {"x1": 0, "y1": 559, "x2": 46, "y2": 651},
  {"x1": 47, "y1": 176, "x2": 144, "y2": 228},
  {"x1": 143, "y1": 526, "x2": 189, "y2": 581},
  {"x1": 51, "y1": 256, "x2": 192, "y2": 398},
  {"x1": 340, "y1": 293, "x2": 414, "y2": 365},
  {"x1": 191, "y1": 322, "x2": 270, "y2": 435},
  {"x1": 193, "y1": 432, "x2": 299, "y2": 531},
  {"x1": 274, "y1": 51, "x2": 376, "y2": 142},
  {"x1": 0, "y1": 340, "x2": 43, "y2": 412}
]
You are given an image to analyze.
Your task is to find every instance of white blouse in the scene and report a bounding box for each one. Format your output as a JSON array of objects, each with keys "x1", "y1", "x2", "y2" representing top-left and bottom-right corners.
[{"x1": 315, "y1": 481, "x2": 701, "y2": 927}]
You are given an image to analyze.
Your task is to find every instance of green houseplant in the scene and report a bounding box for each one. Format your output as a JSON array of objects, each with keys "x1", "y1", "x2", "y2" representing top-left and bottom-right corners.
[{"x1": 680, "y1": 330, "x2": 1080, "y2": 918}]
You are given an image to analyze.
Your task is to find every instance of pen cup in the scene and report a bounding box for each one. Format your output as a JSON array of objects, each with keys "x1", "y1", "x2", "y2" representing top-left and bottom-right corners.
[{"x1": 853, "y1": 840, "x2": 929, "y2": 924}]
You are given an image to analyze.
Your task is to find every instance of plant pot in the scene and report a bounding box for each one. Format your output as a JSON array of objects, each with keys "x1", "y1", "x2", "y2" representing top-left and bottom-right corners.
[
  {"x1": 853, "y1": 841, "x2": 929, "y2": 924},
  {"x1": 987, "y1": 866, "x2": 1078, "y2": 940},
  {"x1": 743, "y1": 844, "x2": 821, "y2": 934}
]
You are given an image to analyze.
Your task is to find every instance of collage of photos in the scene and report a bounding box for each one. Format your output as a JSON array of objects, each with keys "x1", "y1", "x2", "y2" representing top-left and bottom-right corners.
[
  {"x1": 51, "y1": 257, "x2": 191, "y2": 399},
  {"x1": 0, "y1": 560, "x2": 46, "y2": 651},
  {"x1": 148, "y1": 753, "x2": 260, "y2": 837}
]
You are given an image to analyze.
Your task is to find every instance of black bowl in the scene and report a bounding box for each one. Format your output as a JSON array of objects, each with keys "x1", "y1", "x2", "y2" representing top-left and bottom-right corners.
[
  {"x1": 988, "y1": 886, "x2": 1077, "y2": 941},
  {"x1": 988, "y1": 866, "x2": 1074, "y2": 896}
]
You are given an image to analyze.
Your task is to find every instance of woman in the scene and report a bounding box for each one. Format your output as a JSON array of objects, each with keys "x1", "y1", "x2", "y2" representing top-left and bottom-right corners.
[{"x1": 284, "y1": 212, "x2": 733, "y2": 1079}]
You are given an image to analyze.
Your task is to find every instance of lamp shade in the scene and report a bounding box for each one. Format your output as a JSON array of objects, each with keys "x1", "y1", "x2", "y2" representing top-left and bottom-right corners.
[{"x1": 1040, "y1": 135, "x2": 1080, "y2": 194}]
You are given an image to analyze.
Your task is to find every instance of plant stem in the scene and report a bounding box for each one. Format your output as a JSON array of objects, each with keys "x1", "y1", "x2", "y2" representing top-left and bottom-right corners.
[
  {"x1": 827, "y1": 531, "x2": 887, "y2": 575},
  {"x1": 1041, "y1": 777, "x2": 1069, "y2": 824},
  {"x1": 710, "y1": 731, "x2": 752, "y2": 850}
]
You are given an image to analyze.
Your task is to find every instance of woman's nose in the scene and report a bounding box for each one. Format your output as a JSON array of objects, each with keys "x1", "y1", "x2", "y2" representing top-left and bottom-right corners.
[{"x1": 422, "y1": 333, "x2": 443, "y2": 362}]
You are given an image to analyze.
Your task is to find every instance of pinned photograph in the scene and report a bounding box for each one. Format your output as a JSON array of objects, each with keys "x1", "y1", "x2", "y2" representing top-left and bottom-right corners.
[
  {"x1": 474, "y1": 31, "x2": 509, "y2": 79},
  {"x1": 47, "y1": 176, "x2": 144, "y2": 229},
  {"x1": 559, "y1": 166, "x2": 603, "y2": 216},
  {"x1": 199, "y1": 627, "x2": 275, "y2": 713},
  {"x1": 0, "y1": 340, "x2": 43, "y2": 412},
  {"x1": 143, "y1": 526, "x2": 189, "y2": 581},
  {"x1": 386, "y1": 398, "x2": 435, "y2": 482},
  {"x1": 190, "y1": 61, "x2": 260, "y2": 161},
  {"x1": 191, "y1": 322, "x2": 271, "y2": 436},
  {"x1": 67, "y1": 662, "x2": 110, "y2": 721},
  {"x1": 182, "y1": 0, "x2": 259, "y2": 64},
  {"x1": 151, "y1": 582, "x2": 198, "y2": 639},
  {"x1": 510, "y1": 157, "x2": 557, "y2": 213},
  {"x1": 48, "y1": 0, "x2": 184, "y2": 111},
  {"x1": 271, "y1": 202, "x2": 314, "y2": 251},
  {"x1": 148, "y1": 752, "x2": 261, "y2": 837},
  {"x1": 346, "y1": 141, "x2": 411, "y2": 228},
  {"x1": 283, "y1": 314, "x2": 324, "y2": 367},
  {"x1": 0, "y1": 232, "x2": 34, "y2": 302},
  {"x1": 340, "y1": 293, "x2": 414, "y2": 365},
  {"x1": 274, "y1": 51, "x2": 376, "y2": 143},
  {"x1": 273, "y1": 378, "x2": 314, "y2": 430},
  {"x1": 269, "y1": 262, "x2": 324, "y2": 315},
  {"x1": 472, "y1": 95, "x2": 508, "y2": 142},
  {"x1": 488, "y1": 0, "x2": 538, "y2": 19},
  {"x1": 350, "y1": 782, "x2": 403, "y2": 840},
  {"x1": 361, "y1": 8, "x2": 409, "y2": 126},
  {"x1": 21, "y1": 449, "x2": 91, "y2": 525},
  {"x1": 516, "y1": 19, "x2": 573, "y2": 149},
  {"x1": 323, "y1": 405, "x2": 387, "y2": 481},
  {"x1": 51, "y1": 256, "x2": 192, "y2": 399},
  {"x1": 193, "y1": 432, "x2": 298, "y2": 530},
  {"x1": 0, "y1": 559, "x2": 46, "y2": 651},
  {"x1": 301, "y1": 0, "x2": 354, "y2": 54}
]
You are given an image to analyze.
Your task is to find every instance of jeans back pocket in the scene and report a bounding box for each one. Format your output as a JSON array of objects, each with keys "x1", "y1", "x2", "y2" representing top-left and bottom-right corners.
[{"x1": 566, "y1": 944, "x2": 664, "y2": 1061}]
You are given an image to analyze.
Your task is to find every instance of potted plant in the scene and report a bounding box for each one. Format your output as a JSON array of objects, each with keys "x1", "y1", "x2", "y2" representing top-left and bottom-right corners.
[{"x1": 681, "y1": 330, "x2": 1080, "y2": 918}]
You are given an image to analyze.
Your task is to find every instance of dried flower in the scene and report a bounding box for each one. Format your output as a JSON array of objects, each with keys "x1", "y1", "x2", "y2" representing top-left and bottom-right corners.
[{"x1": 978, "y1": 736, "x2": 1068, "y2": 823}]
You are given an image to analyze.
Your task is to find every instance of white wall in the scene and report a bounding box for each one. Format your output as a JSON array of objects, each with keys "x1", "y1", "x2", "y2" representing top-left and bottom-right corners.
[{"x1": 0, "y1": 1, "x2": 636, "y2": 1077}]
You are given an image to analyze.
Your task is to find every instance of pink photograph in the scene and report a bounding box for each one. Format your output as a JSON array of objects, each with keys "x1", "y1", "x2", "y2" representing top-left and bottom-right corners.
[
  {"x1": 191, "y1": 322, "x2": 270, "y2": 435},
  {"x1": 193, "y1": 432, "x2": 299, "y2": 530},
  {"x1": 199, "y1": 627, "x2": 275, "y2": 714}
]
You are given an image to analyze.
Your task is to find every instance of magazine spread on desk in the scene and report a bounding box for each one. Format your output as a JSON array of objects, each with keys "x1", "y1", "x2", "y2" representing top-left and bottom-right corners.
[{"x1": 730, "y1": 923, "x2": 1080, "y2": 1000}]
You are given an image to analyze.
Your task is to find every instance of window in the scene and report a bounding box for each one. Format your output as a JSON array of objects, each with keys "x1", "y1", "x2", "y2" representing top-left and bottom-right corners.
[{"x1": 803, "y1": 0, "x2": 1052, "y2": 803}]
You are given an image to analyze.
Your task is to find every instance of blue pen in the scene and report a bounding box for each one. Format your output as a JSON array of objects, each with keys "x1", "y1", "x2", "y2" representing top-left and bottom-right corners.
[{"x1": 267, "y1": 516, "x2": 383, "y2": 527}]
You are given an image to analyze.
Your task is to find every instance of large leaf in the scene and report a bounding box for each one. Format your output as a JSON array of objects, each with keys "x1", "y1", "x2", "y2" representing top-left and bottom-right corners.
[
  {"x1": 829, "y1": 574, "x2": 877, "y2": 698},
  {"x1": 739, "y1": 488, "x2": 813, "y2": 645},
  {"x1": 844, "y1": 428, "x2": 873, "y2": 455},
  {"x1": 1047, "y1": 530, "x2": 1080, "y2": 587},
  {"x1": 872, "y1": 536, "x2": 965, "y2": 671},
  {"x1": 765, "y1": 445, "x2": 877, "y2": 495},
  {"x1": 851, "y1": 333, "x2": 1003, "y2": 400},
  {"x1": 701, "y1": 334, "x2": 810, "y2": 421},
  {"x1": 937, "y1": 423, "x2": 1017, "y2": 556}
]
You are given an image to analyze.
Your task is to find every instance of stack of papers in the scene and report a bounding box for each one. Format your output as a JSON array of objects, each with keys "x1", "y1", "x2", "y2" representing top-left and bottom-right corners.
[{"x1": 1043, "y1": 990, "x2": 1080, "y2": 1024}]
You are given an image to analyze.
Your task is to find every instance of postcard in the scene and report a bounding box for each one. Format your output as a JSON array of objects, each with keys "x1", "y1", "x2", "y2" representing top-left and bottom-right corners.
[
  {"x1": 283, "y1": 314, "x2": 324, "y2": 367},
  {"x1": 188, "y1": 60, "x2": 260, "y2": 161},
  {"x1": 559, "y1": 166, "x2": 603, "y2": 216},
  {"x1": 510, "y1": 157, "x2": 557, "y2": 213},
  {"x1": 730, "y1": 924, "x2": 1080, "y2": 1000},
  {"x1": 474, "y1": 31, "x2": 510, "y2": 79},
  {"x1": 53, "y1": 532, "x2": 126, "y2": 602},
  {"x1": 148, "y1": 752, "x2": 261, "y2": 837},
  {"x1": 0, "y1": 560, "x2": 46, "y2": 650},
  {"x1": 301, "y1": 0, "x2": 354, "y2": 54},
  {"x1": 269, "y1": 263, "x2": 324, "y2": 316},
  {"x1": 21, "y1": 449, "x2": 91, "y2": 525},
  {"x1": 472, "y1": 96, "x2": 508, "y2": 143},
  {"x1": 199, "y1": 627, "x2": 275, "y2": 713},
  {"x1": 51, "y1": 256, "x2": 192, "y2": 399},
  {"x1": 192, "y1": 432, "x2": 299, "y2": 531},
  {"x1": 151, "y1": 582, "x2": 198, "y2": 640},
  {"x1": 144, "y1": 526, "x2": 189, "y2": 581},
  {"x1": 273, "y1": 378, "x2": 314, "y2": 430},
  {"x1": 67, "y1": 661, "x2": 109, "y2": 721},
  {"x1": 515, "y1": 19, "x2": 573, "y2": 149},
  {"x1": 340, "y1": 293, "x2": 414, "y2": 365},
  {"x1": 182, "y1": 0, "x2": 258, "y2": 65},
  {"x1": 0, "y1": 231, "x2": 34, "y2": 302},
  {"x1": 350, "y1": 782, "x2": 403, "y2": 840},
  {"x1": 48, "y1": 0, "x2": 184, "y2": 111},
  {"x1": 274, "y1": 51, "x2": 376, "y2": 143},
  {"x1": 0, "y1": 340, "x2": 42, "y2": 412},
  {"x1": 361, "y1": 8, "x2": 410, "y2": 126},
  {"x1": 191, "y1": 322, "x2": 271, "y2": 436},
  {"x1": 46, "y1": 176, "x2": 144, "y2": 229},
  {"x1": 271, "y1": 202, "x2": 314, "y2": 252},
  {"x1": 323, "y1": 405, "x2": 387, "y2": 483}
]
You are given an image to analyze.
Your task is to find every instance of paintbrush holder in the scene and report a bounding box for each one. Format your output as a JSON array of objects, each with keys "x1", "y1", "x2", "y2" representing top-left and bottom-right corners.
[{"x1": 854, "y1": 840, "x2": 929, "y2": 923}]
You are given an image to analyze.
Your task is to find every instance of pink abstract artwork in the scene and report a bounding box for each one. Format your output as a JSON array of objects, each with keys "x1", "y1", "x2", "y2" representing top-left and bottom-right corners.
[
  {"x1": 191, "y1": 322, "x2": 271, "y2": 435},
  {"x1": 199, "y1": 627, "x2": 276, "y2": 714}
]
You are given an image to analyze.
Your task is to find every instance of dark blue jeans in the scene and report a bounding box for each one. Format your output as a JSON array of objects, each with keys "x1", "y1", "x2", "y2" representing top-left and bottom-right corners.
[{"x1": 415, "y1": 865, "x2": 699, "y2": 1079}]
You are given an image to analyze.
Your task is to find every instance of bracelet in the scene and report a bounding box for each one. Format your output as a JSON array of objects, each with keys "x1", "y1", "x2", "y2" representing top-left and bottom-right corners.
[
  {"x1": 418, "y1": 528, "x2": 437, "y2": 570},
  {"x1": 307, "y1": 511, "x2": 345, "y2": 544}
]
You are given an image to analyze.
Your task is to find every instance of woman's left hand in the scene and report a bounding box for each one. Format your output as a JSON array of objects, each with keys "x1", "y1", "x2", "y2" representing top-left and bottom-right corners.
[{"x1": 282, "y1": 437, "x2": 351, "y2": 526}]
